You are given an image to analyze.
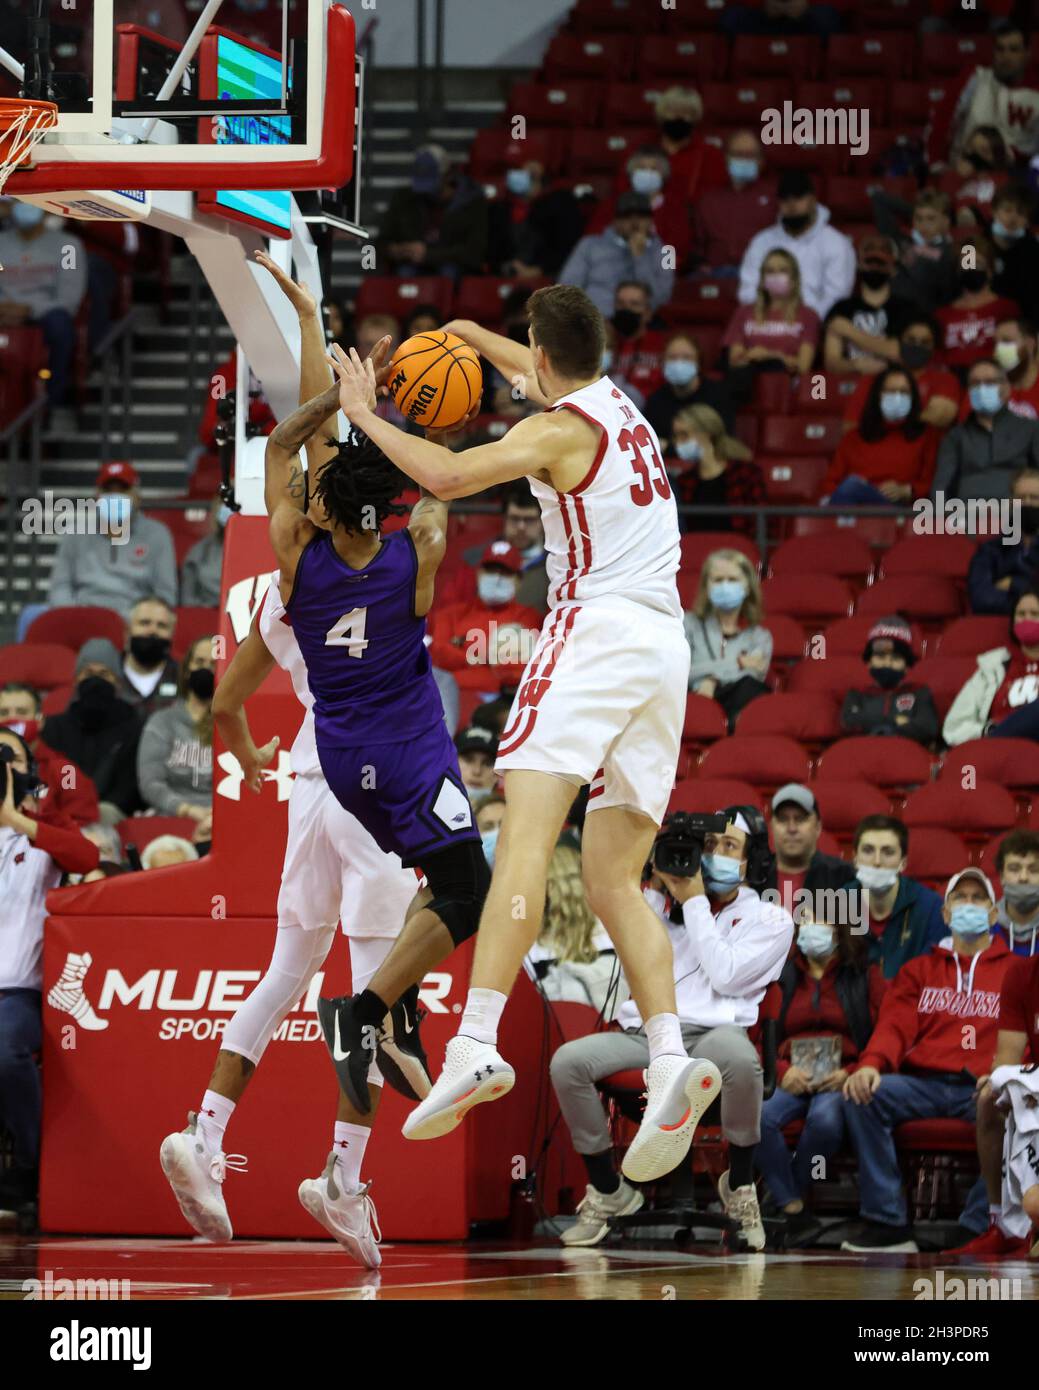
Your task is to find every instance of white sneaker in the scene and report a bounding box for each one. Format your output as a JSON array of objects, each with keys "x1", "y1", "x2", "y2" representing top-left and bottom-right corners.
[
  {"x1": 401, "y1": 1035, "x2": 515, "y2": 1141},
  {"x1": 159, "y1": 1112, "x2": 246, "y2": 1242},
  {"x1": 620, "y1": 1055, "x2": 721, "y2": 1184},
  {"x1": 718, "y1": 1169, "x2": 766, "y2": 1251},
  {"x1": 561, "y1": 1180, "x2": 644, "y2": 1247},
  {"x1": 299, "y1": 1151, "x2": 382, "y2": 1269},
  {"x1": 47, "y1": 951, "x2": 108, "y2": 1030}
]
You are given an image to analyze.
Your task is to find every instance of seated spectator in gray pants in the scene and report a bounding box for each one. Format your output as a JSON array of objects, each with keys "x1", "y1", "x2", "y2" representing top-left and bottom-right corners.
[{"x1": 550, "y1": 809, "x2": 793, "y2": 1249}]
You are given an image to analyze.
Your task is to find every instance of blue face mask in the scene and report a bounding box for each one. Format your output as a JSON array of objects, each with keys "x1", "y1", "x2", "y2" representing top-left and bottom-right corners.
[
  {"x1": 709, "y1": 579, "x2": 746, "y2": 611},
  {"x1": 631, "y1": 168, "x2": 663, "y2": 197},
  {"x1": 702, "y1": 853, "x2": 744, "y2": 891},
  {"x1": 797, "y1": 923, "x2": 837, "y2": 959},
  {"x1": 97, "y1": 494, "x2": 132, "y2": 528},
  {"x1": 664, "y1": 359, "x2": 698, "y2": 388},
  {"x1": 911, "y1": 228, "x2": 943, "y2": 248},
  {"x1": 969, "y1": 382, "x2": 1003, "y2": 415},
  {"x1": 675, "y1": 438, "x2": 701, "y2": 462},
  {"x1": 601, "y1": 350, "x2": 613, "y2": 373},
  {"x1": 880, "y1": 391, "x2": 912, "y2": 422},
  {"x1": 481, "y1": 826, "x2": 499, "y2": 867},
  {"x1": 10, "y1": 202, "x2": 45, "y2": 230},
  {"x1": 992, "y1": 219, "x2": 1025, "y2": 241},
  {"x1": 506, "y1": 168, "x2": 532, "y2": 197},
  {"x1": 727, "y1": 156, "x2": 759, "y2": 184},
  {"x1": 949, "y1": 902, "x2": 991, "y2": 938}
]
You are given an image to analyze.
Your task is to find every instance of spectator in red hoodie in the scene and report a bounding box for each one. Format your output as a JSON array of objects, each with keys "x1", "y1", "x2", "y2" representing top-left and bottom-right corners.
[
  {"x1": 0, "y1": 729, "x2": 99, "y2": 1210},
  {"x1": 0, "y1": 683, "x2": 99, "y2": 827},
  {"x1": 822, "y1": 367, "x2": 939, "y2": 505},
  {"x1": 755, "y1": 889, "x2": 886, "y2": 1246},
  {"x1": 428, "y1": 541, "x2": 541, "y2": 698},
  {"x1": 691, "y1": 130, "x2": 776, "y2": 274},
  {"x1": 947, "y1": 950, "x2": 1039, "y2": 1257},
  {"x1": 935, "y1": 234, "x2": 1018, "y2": 374},
  {"x1": 840, "y1": 866, "x2": 1015, "y2": 1251}
]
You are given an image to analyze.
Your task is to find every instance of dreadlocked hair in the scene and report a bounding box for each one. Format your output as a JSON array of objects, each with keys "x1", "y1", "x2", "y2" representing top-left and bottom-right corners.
[{"x1": 313, "y1": 428, "x2": 409, "y2": 534}]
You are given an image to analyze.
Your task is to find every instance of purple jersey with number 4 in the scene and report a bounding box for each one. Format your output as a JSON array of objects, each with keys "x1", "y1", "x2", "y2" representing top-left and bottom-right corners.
[{"x1": 286, "y1": 529, "x2": 443, "y2": 749}]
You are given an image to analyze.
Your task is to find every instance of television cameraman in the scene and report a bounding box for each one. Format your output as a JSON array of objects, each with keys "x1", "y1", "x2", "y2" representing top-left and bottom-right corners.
[{"x1": 549, "y1": 806, "x2": 793, "y2": 1250}]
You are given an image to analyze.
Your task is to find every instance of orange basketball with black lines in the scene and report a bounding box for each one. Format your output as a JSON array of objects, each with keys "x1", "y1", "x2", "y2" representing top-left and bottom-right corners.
[{"x1": 386, "y1": 330, "x2": 483, "y2": 430}]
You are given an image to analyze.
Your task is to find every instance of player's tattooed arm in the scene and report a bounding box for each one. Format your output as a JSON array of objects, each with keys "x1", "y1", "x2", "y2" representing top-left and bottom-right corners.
[{"x1": 264, "y1": 382, "x2": 341, "y2": 515}]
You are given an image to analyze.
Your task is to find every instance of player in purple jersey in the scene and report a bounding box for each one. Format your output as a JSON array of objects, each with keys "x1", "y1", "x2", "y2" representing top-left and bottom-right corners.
[{"x1": 263, "y1": 311, "x2": 491, "y2": 1116}]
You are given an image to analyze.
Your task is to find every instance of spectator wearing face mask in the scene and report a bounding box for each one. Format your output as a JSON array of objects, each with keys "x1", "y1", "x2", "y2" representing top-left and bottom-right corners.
[
  {"x1": 944, "y1": 587, "x2": 1039, "y2": 744},
  {"x1": 987, "y1": 316, "x2": 1039, "y2": 418},
  {"x1": 670, "y1": 405, "x2": 764, "y2": 540},
  {"x1": 926, "y1": 20, "x2": 1039, "y2": 169},
  {"x1": 935, "y1": 235, "x2": 1018, "y2": 373},
  {"x1": 691, "y1": 130, "x2": 776, "y2": 274},
  {"x1": 842, "y1": 315, "x2": 961, "y2": 434},
  {"x1": 476, "y1": 792, "x2": 505, "y2": 869},
  {"x1": 852, "y1": 815, "x2": 946, "y2": 980},
  {"x1": 119, "y1": 596, "x2": 180, "y2": 721},
  {"x1": 685, "y1": 549, "x2": 771, "y2": 731},
  {"x1": 649, "y1": 86, "x2": 726, "y2": 202},
  {"x1": 755, "y1": 890, "x2": 886, "y2": 1246},
  {"x1": 47, "y1": 461, "x2": 178, "y2": 617},
  {"x1": 180, "y1": 495, "x2": 229, "y2": 608},
  {"x1": 487, "y1": 146, "x2": 584, "y2": 280},
  {"x1": 587, "y1": 147, "x2": 692, "y2": 272},
  {"x1": 524, "y1": 843, "x2": 621, "y2": 1015},
  {"x1": 0, "y1": 682, "x2": 99, "y2": 827},
  {"x1": 823, "y1": 368, "x2": 938, "y2": 506},
  {"x1": 967, "y1": 466, "x2": 1039, "y2": 614},
  {"x1": 599, "y1": 321, "x2": 646, "y2": 411},
  {"x1": 931, "y1": 359, "x2": 1039, "y2": 504},
  {"x1": 992, "y1": 830, "x2": 1039, "y2": 957},
  {"x1": 39, "y1": 639, "x2": 141, "y2": 822},
  {"x1": 725, "y1": 248, "x2": 819, "y2": 403},
  {"x1": 738, "y1": 170, "x2": 855, "y2": 321},
  {"x1": 823, "y1": 235, "x2": 919, "y2": 376},
  {"x1": 879, "y1": 188, "x2": 959, "y2": 315},
  {"x1": 454, "y1": 726, "x2": 498, "y2": 813},
  {"x1": 950, "y1": 126, "x2": 1011, "y2": 229},
  {"x1": 989, "y1": 186, "x2": 1039, "y2": 324},
  {"x1": 136, "y1": 636, "x2": 215, "y2": 843},
  {"x1": 439, "y1": 481, "x2": 550, "y2": 613},
  {"x1": 0, "y1": 202, "x2": 86, "y2": 428},
  {"x1": 558, "y1": 192, "x2": 675, "y2": 319},
  {"x1": 840, "y1": 616, "x2": 939, "y2": 747},
  {"x1": 140, "y1": 835, "x2": 200, "y2": 870},
  {"x1": 608, "y1": 280, "x2": 668, "y2": 398},
  {"x1": 644, "y1": 332, "x2": 734, "y2": 451},
  {"x1": 379, "y1": 145, "x2": 488, "y2": 279},
  {"x1": 428, "y1": 541, "x2": 541, "y2": 698},
  {"x1": 840, "y1": 867, "x2": 1013, "y2": 1252}
]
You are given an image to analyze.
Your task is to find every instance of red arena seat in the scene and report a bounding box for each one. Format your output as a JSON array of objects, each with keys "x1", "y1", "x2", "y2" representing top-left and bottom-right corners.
[
  {"x1": 809, "y1": 779, "x2": 893, "y2": 833},
  {"x1": 760, "y1": 414, "x2": 844, "y2": 457},
  {"x1": 24, "y1": 605, "x2": 126, "y2": 653},
  {"x1": 905, "y1": 827, "x2": 971, "y2": 890},
  {"x1": 682, "y1": 693, "x2": 728, "y2": 750},
  {"x1": 826, "y1": 33, "x2": 914, "y2": 78},
  {"x1": 909, "y1": 657, "x2": 975, "y2": 720},
  {"x1": 731, "y1": 35, "x2": 822, "y2": 79},
  {"x1": 786, "y1": 655, "x2": 871, "y2": 696},
  {"x1": 116, "y1": 816, "x2": 200, "y2": 854},
  {"x1": 0, "y1": 642, "x2": 76, "y2": 692},
  {"x1": 769, "y1": 532, "x2": 875, "y2": 585},
  {"x1": 932, "y1": 616, "x2": 1010, "y2": 658},
  {"x1": 879, "y1": 533, "x2": 978, "y2": 579},
  {"x1": 761, "y1": 574, "x2": 855, "y2": 625},
  {"x1": 544, "y1": 32, "x2": 635, "y2": 81},
  {"x1": 670, "y1": 777, "x2": 765, "y2": 814},
  {"x1": 938, "y1": 739, "x2": 1039, "y2": 813},
  {"x1": 735, "y1": 692, "x2": 842, "y2": 743},
  {"x1": 855, "y1": 576, "x2": 962, "y2": 625},
  {"x1": 507, "y1": 79, "x2": 604, "y2": 127},
  {"x1": 172, "y1": 607, "x2": 220, "y2": 662},
  {"x1": 816, "y1": 736, "x2": 934, "y2": 792},
  {"x1": 680, "y1": 531, "x2": 760, "y2": 573},
  {"x1": 698, "y1": 735, "x2": 812, "y2": 791},
  {"x1": 354, "y1": 276, "x2": 454, "y2": 322},
  {"x1": 903, "y1": 782, "x2": 1017, "y2": 840},
  {"x1": 638, "y1": 34, "x2": 730, "y2": 80}
]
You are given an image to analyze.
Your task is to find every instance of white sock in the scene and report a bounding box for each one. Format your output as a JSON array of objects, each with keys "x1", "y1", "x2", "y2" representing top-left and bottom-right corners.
[
  {"x1": 197, "y1": 1091, "x2": 235, "y2": 1151},
  {"x1": 644, "y1": 1012, "x2": 686, "y2": 1063},
  {"x1": 333, "y1": 1122, "x2": 370, "y2": 1188},
  {"x1": 458, "y1": 987, "x2": 508, "y2": 1045}
]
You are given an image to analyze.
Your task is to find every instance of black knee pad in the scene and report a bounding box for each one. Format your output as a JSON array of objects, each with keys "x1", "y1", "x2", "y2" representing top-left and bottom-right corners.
[{"x1": 422, "y1": 839, "x2": 490, "y2": 946}]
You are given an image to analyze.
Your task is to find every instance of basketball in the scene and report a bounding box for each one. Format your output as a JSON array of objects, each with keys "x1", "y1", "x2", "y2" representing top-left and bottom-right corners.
[{"x1": 386, "y1": 330, "x2": 483, "y2": 430}]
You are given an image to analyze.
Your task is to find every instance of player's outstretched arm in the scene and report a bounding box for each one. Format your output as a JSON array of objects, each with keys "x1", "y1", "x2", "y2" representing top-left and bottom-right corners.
[
  {"x1": 211, "y1": 620, "x2": 280, "y2": 794},
  {"x1": 264, "y1": 381, "x2": 341, "y2": 516},
  {"x1": 443, "y1": 317, "x2": 549, "y2": 408}
]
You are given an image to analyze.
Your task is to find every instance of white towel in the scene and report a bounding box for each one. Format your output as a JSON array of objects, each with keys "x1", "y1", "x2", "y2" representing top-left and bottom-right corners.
[{"x1": 990, "y1": 1065, "x2": 1039, "y2": 1239}]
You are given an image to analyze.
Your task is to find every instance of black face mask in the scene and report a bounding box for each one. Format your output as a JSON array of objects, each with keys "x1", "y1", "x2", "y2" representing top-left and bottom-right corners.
[
  {"x1": 871, "y1": 665, "x2": 904, "y2": 690},
  {"x1": 661, "y1": 118, "x2": 693, "y2": 142},
  {"x1": 0, "y1": 749, "x2": 37, "y2": 806},
  {"x1": 781, "y1": 212, "x2": 811, "y2": 235},
  {"x1": 860, "y1": 269, "x2": 891, "y2": 290},
  {"x1": 1021, "y1": 505, "x2": 1039, "y2": 534},
  {"x1": 901, "y1": 343, "x2": 933, "y2": 371},
  {"x1": 960, "y1": 269, "x2": 988, "y2": 293},
  {"x1": 187, "y1": 667, "x2": 215, "y2": 701},
  {"x1": 612, "y1": 309, "x2": 642, "y2": 339},
  {"x1": 965, "y1": 151, "x2": 993, "y2": 172},
  {"x1": 76, "y1": 676, "x2": 117, "y2": 730},
  {"x1": 129, "y1": 634, "x2": 172, "y2": 668}
]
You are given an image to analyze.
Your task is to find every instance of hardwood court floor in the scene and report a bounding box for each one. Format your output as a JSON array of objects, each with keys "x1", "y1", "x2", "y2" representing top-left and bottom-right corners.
[{"x1": 2, "y1": 1236, "x2": 1038, "y2": 1300}]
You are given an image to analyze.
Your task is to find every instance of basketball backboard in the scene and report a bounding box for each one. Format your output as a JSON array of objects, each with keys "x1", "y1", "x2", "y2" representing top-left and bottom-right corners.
[{"x1": 0, "y1": 0, "x2": 355, "y2": 194}]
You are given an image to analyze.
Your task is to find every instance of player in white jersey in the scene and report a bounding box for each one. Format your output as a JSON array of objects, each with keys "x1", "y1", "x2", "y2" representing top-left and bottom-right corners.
[
  {"x1": 326, "y1": 284, "x2": 721, "y2": 1183},
  {"x1": 159, "y1": 571, "x2": 427, "y2": 1265}
]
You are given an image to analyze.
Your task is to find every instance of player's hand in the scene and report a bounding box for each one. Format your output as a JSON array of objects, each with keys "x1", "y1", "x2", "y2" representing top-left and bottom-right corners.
[
  {"x1": 815, "y1": 1068, "x2": 848, "y2": 1094},
  {"x1": 327, "y1": 344, "x2": 377, "y2": 419},
  {"x1": 241, "y1": 735, "x2": 280, "y2": 794},
  {"x1": 364, "y1": 334, "x2": 394, "y2": 401},
  {"x1": 781, "y1": 1066, "x2": 813, "y2": 1096},
  {"x1": 442, "y1": 319, "x2": 476, "y2": 344},
  {"x1": 424, "y1": 401, "x2": 482, "y2": 445},
  {"x1": 253, "y1": 250, "x2": 318, "y2": 320},
  {"x1": 844, "y1": 1066, "x2": 881, "y2": 1105}
]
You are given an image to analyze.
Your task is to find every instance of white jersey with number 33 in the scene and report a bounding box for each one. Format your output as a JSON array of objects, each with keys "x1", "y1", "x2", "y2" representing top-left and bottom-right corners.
[{"x1": 528, "y1": 375, "x2": 682, "y2": 619}]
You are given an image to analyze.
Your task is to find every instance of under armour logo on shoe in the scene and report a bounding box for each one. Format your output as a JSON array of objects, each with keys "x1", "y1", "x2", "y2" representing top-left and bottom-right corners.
[{"x1": 474, "y1": 1066, "x2": 494, "y2": 1081}]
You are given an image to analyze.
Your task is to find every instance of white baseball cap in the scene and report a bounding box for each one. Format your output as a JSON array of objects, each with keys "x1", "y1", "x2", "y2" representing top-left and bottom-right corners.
[{"x1": 944, "y1": 867, "x2": 995, "y2": 904}]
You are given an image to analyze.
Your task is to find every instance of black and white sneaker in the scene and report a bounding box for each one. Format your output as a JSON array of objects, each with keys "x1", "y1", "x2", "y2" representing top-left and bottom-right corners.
[
  {"x1": 317, "y1": 994, "x2": 377, "y2": 1114},
  {"x1": 840, "y1": 1221, "x2": 918, "y2": 1253},
  {"x1": 376, "y1": 985, "x2": 432, "y2": 1101}
]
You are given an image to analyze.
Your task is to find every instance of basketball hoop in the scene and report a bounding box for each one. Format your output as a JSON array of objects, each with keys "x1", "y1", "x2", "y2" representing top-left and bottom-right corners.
[{"x1": 0, "y1": 97, "x2": 59, "y2": 195}]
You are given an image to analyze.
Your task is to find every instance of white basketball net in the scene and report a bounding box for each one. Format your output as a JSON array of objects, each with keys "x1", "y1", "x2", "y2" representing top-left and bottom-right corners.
[{"x1": 0, "y1": 103, "x2": 57, "y2": 194}]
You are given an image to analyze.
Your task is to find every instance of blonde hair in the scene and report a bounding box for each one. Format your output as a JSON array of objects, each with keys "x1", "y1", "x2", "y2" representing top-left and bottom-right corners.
[
  {"x1": 756, "y1": 247, "x2": 803, "y2": 324},
  {"x1": 673, "y1": 404, "x2": 752, "y2": 462},
  {"x1": 540, "y1": 844, "x2": 600, "y2": 965},
  {"x1": 691, "y1": 548, "x2": 764, "y2": 625},
  {"x1": 655, "y1": 86, "x2": 703, "y2": 124}
]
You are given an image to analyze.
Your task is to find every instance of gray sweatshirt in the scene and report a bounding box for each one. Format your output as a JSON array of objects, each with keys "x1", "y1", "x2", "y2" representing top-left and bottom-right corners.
[
  {"x1": 0, "y1": 227, "x2": 87, "y2": 317},
  {"x1": 930, "y1": 409, "x2": 1039, "y2": 503},
  {"x1": 136, "y1": 700, "x2": 212, "y2": 815},
  {"x1": 180, "y1": 533, "x2": 224, "y2": 607},
  {"x1": 684, "y1": 612, "x2": 773, "y2": 690},
  {"x1": 559, "y1": 227, "x2": 675, "y2": 315},
  {"x1": 48, "y1": 513, "x2": 178, "y2": 617}
]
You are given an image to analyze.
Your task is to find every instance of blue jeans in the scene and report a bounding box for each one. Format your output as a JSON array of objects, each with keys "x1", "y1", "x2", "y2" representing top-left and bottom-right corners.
[
  {"x1": 826, "y1": 477, "x2": 894, "y2": 507},
  {"x1": 988, "y1": 701, "x2": 1039, "y2": 740},
  {"x1": 36, "y1": 306, "x2": 76, "y2": 407},
  {"x1": 756, "y1": 1087, "x2": 846, "y2": 1207},
  {"x1": 842, "y1": 1073, "x2": 987, "y2": 1230},
  {"x1": 0, "y1": 989, "x2": 42, "y2": 1168}
]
